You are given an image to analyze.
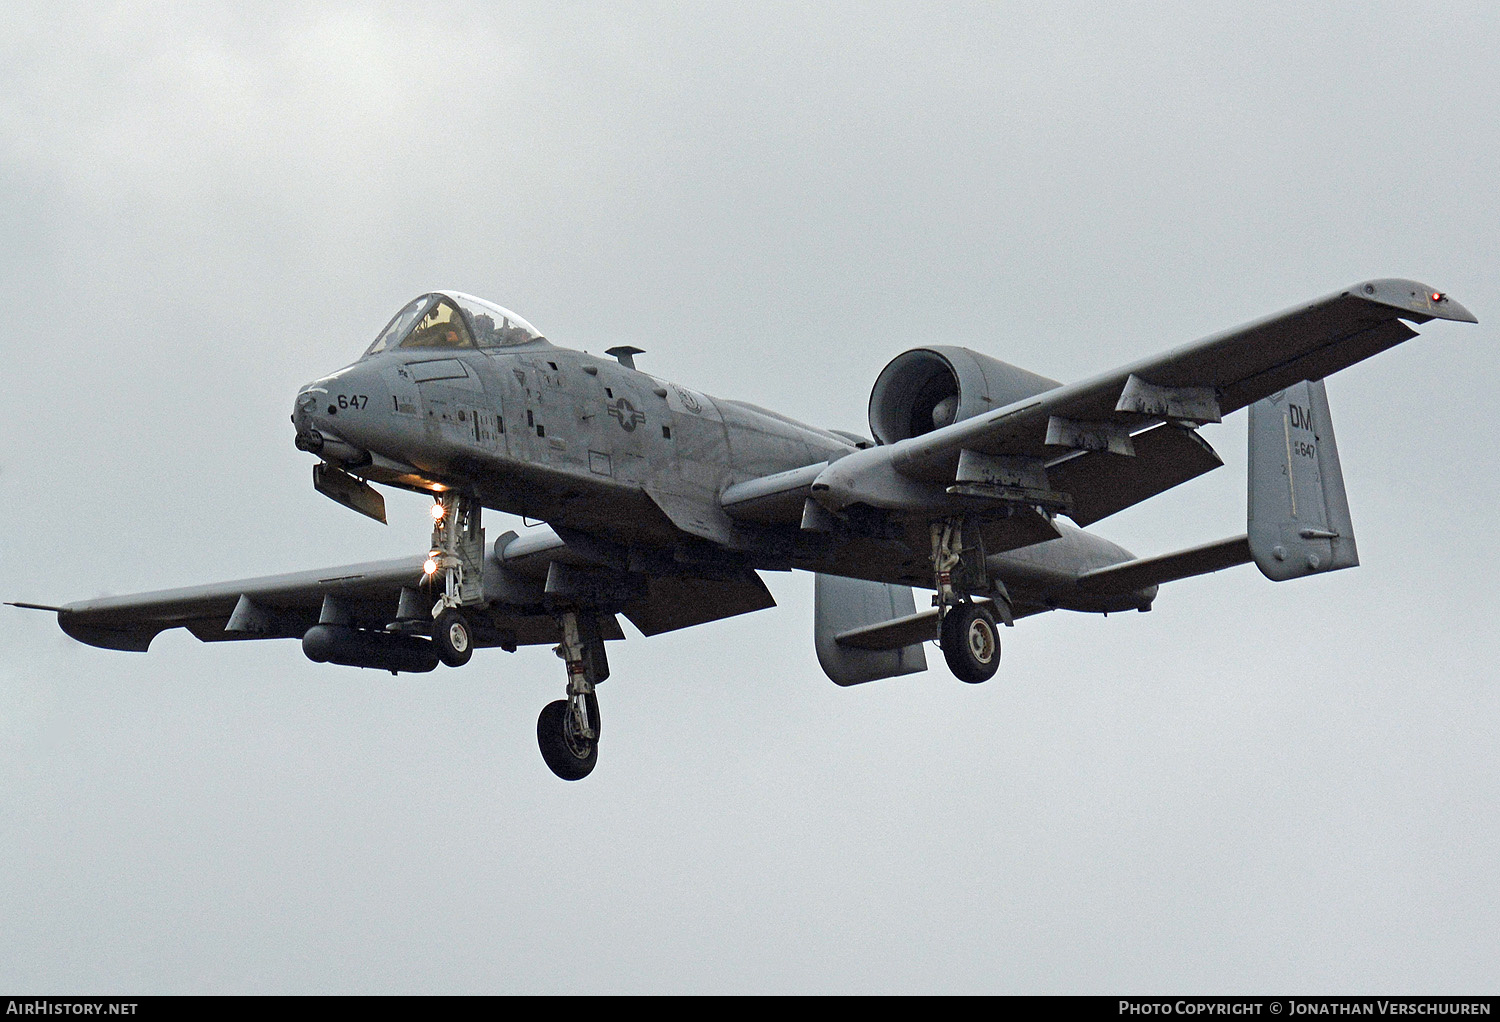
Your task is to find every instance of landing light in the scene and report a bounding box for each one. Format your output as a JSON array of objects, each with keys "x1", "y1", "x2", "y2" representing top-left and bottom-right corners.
[
  {"x1": 423, "y1": 557, "x2": 438, "y2": 576},
  {"x1": 429, "y1": 503, "x2": 446, "y2": 522}
]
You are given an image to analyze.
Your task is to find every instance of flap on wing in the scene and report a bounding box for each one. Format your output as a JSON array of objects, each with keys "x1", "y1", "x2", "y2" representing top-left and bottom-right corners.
[
  {"x1": 1049, "y1": 423, "x2": 1224, "y2": 527},
  {"x1": 482, "y1": 613, "x2": 626, "y2": 648},
  {"x1": 621, "y1": 571, "x2": 776, "y2": 636}
]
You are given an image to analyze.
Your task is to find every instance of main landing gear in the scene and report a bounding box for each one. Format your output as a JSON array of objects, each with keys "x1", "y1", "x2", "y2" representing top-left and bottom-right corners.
[
  {"x1": 931, "y1": 520, "x2": 1001, "y2": 684},
  {"x1": 537, "y1": 610, "x2": 609, "y2": 781},
  {"x1": 419, "y1": 492, "x2": 610, "y2": 780},
  {"x1": 940, "y1": 600, "x2": 1000, "y2": 683}
]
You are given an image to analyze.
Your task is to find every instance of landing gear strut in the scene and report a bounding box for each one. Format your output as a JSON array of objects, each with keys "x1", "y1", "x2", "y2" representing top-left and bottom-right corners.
[
  {"x1": 931, "y1": 519, "x2": 1001, "y2": 683},
  {"x1": 537, "y1": 610, "x2": 609, "y2": 780},
  {"x1": 425, "y1": 492, "x2": 484, "y2": 667}
]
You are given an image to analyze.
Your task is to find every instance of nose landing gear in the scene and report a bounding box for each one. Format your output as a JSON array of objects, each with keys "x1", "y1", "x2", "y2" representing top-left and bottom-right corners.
[
  {"x1": 537, "y1": 610, "x2": 610, "y2": 780},
  {"x1": 432, "y1": 607, "x2": 473, "y2": 667},
  {"x1": 425, "y1": 492, "x2": 485, "y2": 667}
]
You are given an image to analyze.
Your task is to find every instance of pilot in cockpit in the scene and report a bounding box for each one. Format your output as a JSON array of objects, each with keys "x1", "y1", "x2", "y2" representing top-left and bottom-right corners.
[
  {"x1": 404, "y1": 301, "x2": 474, "y2": 349},
  {"x1": 362, "y1": 293, "x2": 545, "y2": 358}
]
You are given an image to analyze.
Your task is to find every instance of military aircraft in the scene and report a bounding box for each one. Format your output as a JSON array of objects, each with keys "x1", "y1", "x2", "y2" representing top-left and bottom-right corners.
[{"x1": 10, "y1": 280, "x2": 1476, "y2": 779}]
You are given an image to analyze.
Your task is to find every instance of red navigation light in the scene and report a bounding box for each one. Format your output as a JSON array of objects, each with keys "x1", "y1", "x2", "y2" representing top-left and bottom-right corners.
[{"x1": 1431, "y1": 292, "x2": 1445, "y2": 302}]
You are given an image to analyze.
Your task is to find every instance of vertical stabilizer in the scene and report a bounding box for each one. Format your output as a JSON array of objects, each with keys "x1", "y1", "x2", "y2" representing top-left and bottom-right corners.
[{"x1": 1247, "y1": 379, "x2": 1359, "y2": 581}]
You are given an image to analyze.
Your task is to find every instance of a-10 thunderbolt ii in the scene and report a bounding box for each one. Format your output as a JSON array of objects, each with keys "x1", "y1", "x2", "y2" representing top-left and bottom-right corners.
[{"x1": 11, "y1": 280, "x2": 1475, "y2": 778}]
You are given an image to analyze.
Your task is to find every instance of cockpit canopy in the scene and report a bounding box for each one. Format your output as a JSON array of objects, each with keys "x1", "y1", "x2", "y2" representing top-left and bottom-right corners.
[{"x1": 363, "y1": 292, "x2": 546, "y2": 357}]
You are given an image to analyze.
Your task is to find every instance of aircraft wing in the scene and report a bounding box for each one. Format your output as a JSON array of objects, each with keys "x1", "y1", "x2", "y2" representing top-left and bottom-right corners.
[
  {"x1": 14, "y1": 556, "x2": 428, "y2": 651},
  {"x1": 20, "y1": 524, "x2": 777, "y2": 654},
  {"x1": 884, "y1": 279, "x2": 1475, "y2": 523},
  {"x1": 18, "y1": 553, "x2": 630, "y2": 653}
]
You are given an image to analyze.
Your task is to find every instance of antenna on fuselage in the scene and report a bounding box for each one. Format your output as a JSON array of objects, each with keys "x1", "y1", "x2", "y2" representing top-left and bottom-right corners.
[{"x1": 605, "y1": 346, "x2": 645, "y2": 369}]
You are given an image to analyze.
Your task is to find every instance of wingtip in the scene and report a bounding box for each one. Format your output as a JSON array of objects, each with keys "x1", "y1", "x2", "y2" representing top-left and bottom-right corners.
[
  {"x1": 1424, "y1": 286, "x2": 1479, "y2": 324},
  {"x1": 6, "y1": 601, "x2": 62, "y2": 612},
  {"x1": 1351, "y1": 278, "x2": 1477, "y2": 324},
  {"x1": 1445, "y1": 299, "x2": 1479, "y2": 324}
]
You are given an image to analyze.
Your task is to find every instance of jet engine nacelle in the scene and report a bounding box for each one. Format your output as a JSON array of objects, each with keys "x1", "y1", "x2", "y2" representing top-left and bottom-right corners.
[
  {"x1": 302, "y1": 624, "x2": 439, "y2": 673},
  {"x1": 867, "y1": 346, "x2": 1061, "y2": 445}
]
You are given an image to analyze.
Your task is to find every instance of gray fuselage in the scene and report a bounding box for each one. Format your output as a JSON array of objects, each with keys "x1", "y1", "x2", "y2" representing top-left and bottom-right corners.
[{"x1": 293, "y1": 336, "x2": 1145, "y2": 614}]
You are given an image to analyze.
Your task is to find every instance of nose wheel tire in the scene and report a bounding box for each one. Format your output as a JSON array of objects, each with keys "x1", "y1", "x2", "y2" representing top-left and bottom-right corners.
[
  {"x1": 432, "y1": 608, "x2": 474, "y2": 667},
  {"x1": 940, "y1": 602, "x2": 1000, "y2": 683},
  {"x1": 537, "y1": 695, "x2": 600, "y2": 781}
]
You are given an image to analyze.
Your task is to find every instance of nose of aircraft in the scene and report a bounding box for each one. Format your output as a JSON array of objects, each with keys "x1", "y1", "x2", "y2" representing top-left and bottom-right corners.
[
  {"x1": 291, "y1": 381, "x2": 325, "y2": 440},
  {"x1": 291, "y1": 377, "x2": 370, "y2": 466},
  {"x1": 292, "y1": 386, "x2": 317, "y2": 432},
  {"x1": 292, "y1": 364, "x2": 391, "y2": 468}
]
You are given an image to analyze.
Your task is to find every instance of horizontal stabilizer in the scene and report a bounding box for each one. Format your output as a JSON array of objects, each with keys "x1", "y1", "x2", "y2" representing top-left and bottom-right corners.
[
  {"x1": 834, "y1": 608, "x2": 940, "y2": 651},
  {"x1": 831, "y1": 596, "x2": 1011, "y2": 651},
  {"x1": 1075, "y1": 535, "x2": 1252, "y2": 596},
  {"x1": 814, "y1": 573, "x2": 928, "y2": 686}
]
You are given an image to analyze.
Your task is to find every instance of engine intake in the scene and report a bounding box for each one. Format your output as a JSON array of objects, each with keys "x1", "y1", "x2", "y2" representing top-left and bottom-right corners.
[{"x1": 868, "y1": 346, "x2": 1060, "y2": 445}]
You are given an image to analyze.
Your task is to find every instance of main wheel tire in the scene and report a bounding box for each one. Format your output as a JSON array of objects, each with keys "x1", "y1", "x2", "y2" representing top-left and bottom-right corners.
[
  {"x1": 537, "y1": 695, "x2": 600, "y2": 781},
  {"x1": 432, "y1": 608, "x2": 474, "y2": 667},
  {"x1": 940, "y1": 602, "x2": 1000, "y2": 683}
]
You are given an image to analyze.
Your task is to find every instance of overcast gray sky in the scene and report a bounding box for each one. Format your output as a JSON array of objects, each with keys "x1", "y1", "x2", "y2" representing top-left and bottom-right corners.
[{"x1": 2, "y1": 0, "x2": 1497, "y2": 994}]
